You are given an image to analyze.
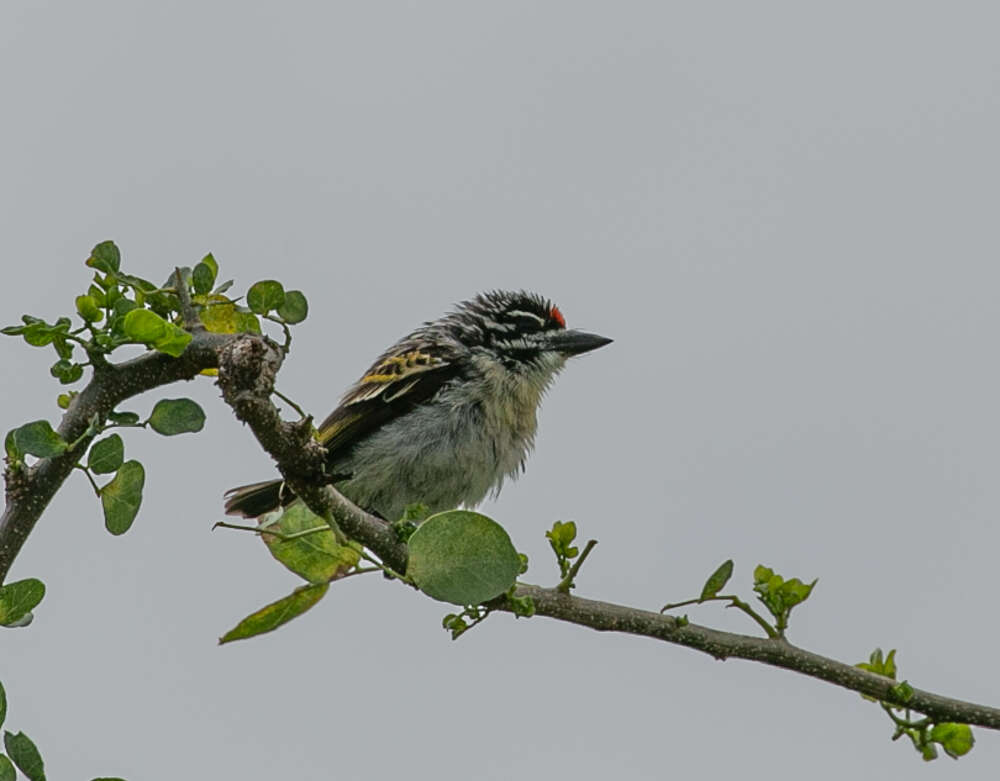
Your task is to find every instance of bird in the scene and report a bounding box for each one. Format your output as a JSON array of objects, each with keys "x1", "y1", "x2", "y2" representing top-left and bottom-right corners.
[{"x1": 224, "y1": 290, "x2": 611, "y2": 522}]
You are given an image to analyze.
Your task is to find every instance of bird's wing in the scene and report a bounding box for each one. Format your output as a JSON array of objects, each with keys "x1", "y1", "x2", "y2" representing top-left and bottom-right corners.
[{"x1": 315, "y1": 345, "x2": 462, "y2": 461}]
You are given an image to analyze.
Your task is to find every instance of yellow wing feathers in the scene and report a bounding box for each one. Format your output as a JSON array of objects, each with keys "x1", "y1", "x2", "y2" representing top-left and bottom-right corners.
[
  {"x1": 360, "y1": 350, "x2": 441, "y2": 383},
  {"x1": 347, "y1": 350, "x2": 445, "y2": 403}
]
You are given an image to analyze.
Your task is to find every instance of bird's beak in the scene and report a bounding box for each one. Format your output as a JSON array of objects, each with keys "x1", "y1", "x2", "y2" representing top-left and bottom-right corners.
[{"x1": 550, "y1": 329, "x2": 614, "y2": 356}]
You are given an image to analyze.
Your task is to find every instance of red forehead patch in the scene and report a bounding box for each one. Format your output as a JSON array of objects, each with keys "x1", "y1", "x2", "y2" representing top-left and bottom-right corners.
[{"x1": 550, "y1": 305, "x2": 566, "y2": 328}]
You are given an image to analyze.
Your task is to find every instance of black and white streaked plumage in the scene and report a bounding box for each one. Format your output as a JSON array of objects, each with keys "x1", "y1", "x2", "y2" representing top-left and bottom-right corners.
[{"x1": 224, "y1": 290, "x2": 611, "y2": 521}]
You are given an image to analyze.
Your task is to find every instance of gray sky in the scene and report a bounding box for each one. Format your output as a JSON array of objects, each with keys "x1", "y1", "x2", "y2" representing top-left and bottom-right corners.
[{"x1": 3, "y1": 2, "x2": 1000, "y2": 778}]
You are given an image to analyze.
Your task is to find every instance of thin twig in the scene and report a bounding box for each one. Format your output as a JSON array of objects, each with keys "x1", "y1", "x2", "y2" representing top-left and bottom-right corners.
[
  {"x1": 661, "y1": 594, "x2": 777, "y2": 639},
  {"x1": 557, "y1": 539, "x2": 598, "y2": 593},
  {"x1": 74, "y1": 464, "x2": 102, "y2": 497},
  {"x1": 174, "y1": 267, "x2": 204, "y2": 332},
  {"x1": 272, "y1": 388, "x2": 309, "y2": 419}
]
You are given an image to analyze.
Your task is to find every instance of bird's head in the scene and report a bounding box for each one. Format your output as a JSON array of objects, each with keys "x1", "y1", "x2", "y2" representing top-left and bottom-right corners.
[{"x1": 443, "y1": 290, "x2": 612, "y2": 383}]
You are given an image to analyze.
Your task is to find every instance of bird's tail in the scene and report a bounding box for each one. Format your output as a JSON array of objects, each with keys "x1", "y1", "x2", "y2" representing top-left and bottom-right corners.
[{"x1": 223, "y1": 479, "x2": 296, "y2": 518}]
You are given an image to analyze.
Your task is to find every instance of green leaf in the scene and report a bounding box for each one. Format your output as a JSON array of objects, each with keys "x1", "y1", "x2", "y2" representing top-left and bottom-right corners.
[
  {"x1": 200, "y1": 252, "x2": 218, "y2": 279},
  {"x1": 407, "y1": 510, "x2": 522, "y2": 605},
  {"x1": 151, "y1": 323, "x2": 192, "y2": 357},
  {"x1": 235, "y1": 310, "x2": 262, "y2": 334},
  {"x1": 101, "y1": 461, "x2": 145, "y2": 535},
  {"x1": 191, "y1": 259, "x2": 216, "y2": 295},
  {"x1": 219, "y1": 583, "x2": 329, "y2": 644},
  {"x1": 86, "y1": 240, "x2": 121, "y2": 274},
  {"x1": 199, "y1": 302, "x2": 242, "y2": 334},
  {"x1": 0, "y1": 680, "x2": 6, "y2": 729},
  {"x1": 3, "y1": 731, "x2": 44, "y2": 781},
  {"x1": 246, "y1": 280, "x2": 285, "y2": 314},
  {"x1": 121, "y1": 309, "x2": 167, "y2": 343},
  {"x1": 145, "y1": 291, "x2": 180, "y2": 319},
  {"x1": 0, "y1": 579, "x2": 46, "y2": 628},
  {"x1": 147, "y1": 398, "x2": 205, "y2": 435},
  {"x1": 56, "y1": 393, "x2": 76, "y2": 410},
  {"x1": 12, "y1": 421, "x2": 67, "y2": 459},
  {"x1": 88, "y1": 435, "x2": 124, "y2": 474},
  {"x1": 51, "y1": 336, "x2": 73, "y2": 360},
  {"x1": 15, "y1": 318, "x2": 70, "y2": 349},
  {"x1": 49, "y1": 359, "x2": 84, "y2": 385},
  {"x1": 107, "y1": 410, "x2": 141, "y2": 426},
  {"x1": 930, "y1": 723, "x2": 974, "y2": 759},
  {"x1": 87, "y1": 284, "x2": 107, "y2": 307},
  {"x1": 261, "y1": 504, "x2": 360, "y2": 583},
  {"x1": 700, "y1": 559, "x2": 734, "y2": 601},
  {"x1": 277, "y1": 290, "x2": 308, "y2": 323},
  {"x1": 75, "y1": 295, "x2": 103, "y2": 323},
  {"x1": 108, "y1": 297, "x2": 139, "y2": 330},
  {"x1": 0, "y1": 755, "x2": 13, "y2": 781},
  {"x1": 21, "y1": 324, "x2": 54, "y2": 347}
]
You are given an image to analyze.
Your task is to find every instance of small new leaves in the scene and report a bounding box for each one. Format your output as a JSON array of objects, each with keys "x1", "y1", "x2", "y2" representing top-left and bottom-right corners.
[
  {"x1": 546, "y1": 520, "x2": 578, "y2": 578},
  {"x1": 247, "y1": 280, "x2": 285, "y2": 314},
  {"x1": 0, "y1": 579, "x2": 45, "y2": 627},
  {"x1": 855, "y1": 648, "x2": 975, "y2": 762},
  {"x1": 442, "y1": 612, "x2": 470, "y2": 640},
  {"x1": 147, "y1": 398, "x2": 205, "y2": 436},
  {"x1": 3, "y1": 731, "x2": 44, "y2": 781},
  {"x1": 929, "y1": 723, "x2": 974, "y2": 759},
  {"x1": 407, "y1": 511, "x2": 521, "y2": 605},
  {"x1": 49, "y1": 359, "x2": 83, "y2": 385},
  {"x1": 752, "y1": 565, "x2": 816, "y2": 635},
  {"x1": 101, "y1": 461, "x2": 145, "y2": 535},
  {"x1": 219, "y1": 583, "x2": 329, "y2": 644},
  {"x1": 856, "y1": 647, "x2": 897, "y2": 679},
  {"x1": 441, "y1": 604, "x2": 493, "y2": 640},
  {"x1": 87, "y1": 434, "x2": 124, "y2": 474},
  {"x1": 700, "y1": 559, "x2": 734, "y2": 601}
]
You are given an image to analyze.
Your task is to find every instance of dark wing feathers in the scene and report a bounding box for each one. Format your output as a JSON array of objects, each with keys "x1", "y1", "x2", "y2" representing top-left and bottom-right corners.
[{"x1": 315, "y1": 344, "x2": 461, "y2": 461}]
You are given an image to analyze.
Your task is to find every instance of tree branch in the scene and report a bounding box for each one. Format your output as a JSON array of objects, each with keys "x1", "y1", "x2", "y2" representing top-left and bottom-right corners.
[
  {"x1": 500, "y1": 587, "x2": 1000, "y2": 730},
  {"x1": 0, "y1": 329, "x2": 233, "y2": 582}
]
